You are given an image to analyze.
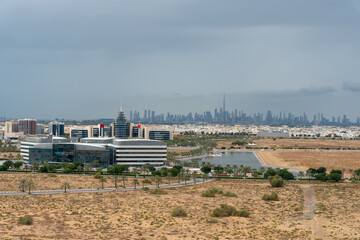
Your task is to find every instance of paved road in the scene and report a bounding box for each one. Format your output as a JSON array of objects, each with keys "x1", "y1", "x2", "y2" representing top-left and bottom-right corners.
[{"x1": 0, "y1": 178, "x2": 213, "y2": 196}]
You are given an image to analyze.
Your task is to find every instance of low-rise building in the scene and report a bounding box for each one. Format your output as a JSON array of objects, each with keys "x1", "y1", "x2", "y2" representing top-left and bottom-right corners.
[{"x1": 21, "y1": 136, "x2": 167, "y2": 168}]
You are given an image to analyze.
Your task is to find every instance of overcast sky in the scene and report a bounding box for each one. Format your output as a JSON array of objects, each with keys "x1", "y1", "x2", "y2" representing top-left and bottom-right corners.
[{"x1": 1, "y1": 0, "x2": 360, "y2": 120}]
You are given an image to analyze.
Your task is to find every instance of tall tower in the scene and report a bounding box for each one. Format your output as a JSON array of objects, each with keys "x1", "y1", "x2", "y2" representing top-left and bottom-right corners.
[
  {"x1": 114, "y1": 108, "x2": 129, "y2": 138},
  {"x1": 223, "y1": 93, "x2": 226, "y2": 122}
]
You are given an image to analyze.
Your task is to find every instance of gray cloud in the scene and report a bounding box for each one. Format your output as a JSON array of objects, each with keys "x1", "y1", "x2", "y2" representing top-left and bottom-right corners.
[{"x1": 343, "y1": 82, "x2": 360, "y2": 92}]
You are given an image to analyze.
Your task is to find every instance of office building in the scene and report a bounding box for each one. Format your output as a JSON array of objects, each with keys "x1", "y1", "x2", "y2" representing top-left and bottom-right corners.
[
  {"x1": 5, "y1": 120, "x2": 18, "y2": 134},
  {"x1": 21, "y1": 136, "x2": 167, "y2": 167},
  {"x1": 71, "y1": 129, "x2": 88, "y2": 139},
  {"x1": 49, "y1": 121, "x2": 65, "y2": 136},
  {"x1": 36, "y1": 124, "x2": 45, "y2": 134},
  {"x1": 149, "y1": 130, "x2": 171, "y2": 140},
  {"x1": 114, "y1": 109, "x2": 130, "y2": 138},
  {"x1": 18, "y1": 119, "x2": 37, "y2": 135}
]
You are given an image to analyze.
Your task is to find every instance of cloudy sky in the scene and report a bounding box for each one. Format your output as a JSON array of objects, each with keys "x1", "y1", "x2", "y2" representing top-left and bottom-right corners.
[{"x1": 1, "y1": 0, "x2": 360, "y2": 120}]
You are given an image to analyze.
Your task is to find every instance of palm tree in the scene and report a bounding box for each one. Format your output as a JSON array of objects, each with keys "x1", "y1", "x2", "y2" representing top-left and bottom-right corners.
[
  {"x1": 61, "y1": 182, "x2": 70, "y2": 193},
  {"x1": 113, "y1": 175, "x2": 119, "y2": 189},
  {"x1": 132, "y1": 168, "x2": 140, "y2": 177},
  {"x1": 167, "y1": 175, "x2": 172, "y2": 185},
  {"x1": 121, "y1": 175, "x2": 127, "y2": 188},
  {"x1": 99, "y1": 176, "x2": 106, "y2": 189},
  {"x1": 19, "y1": 179, "x2": 27, "y2": 192},
  {"x1": 191, "y1": 171, "x2": 198, "y2": 184},
  {"x1": 232, "y1": 164, "x2": 238, "y2": 175},
  {"x1": 24, "y1": 164, "x2": 29, "y2": 174},
  {"x1": 242, "y1": 166, "x2": 251, "y2": 179},
  {"x1": 31, "y1": 162, "x2": 40, "y2": 173},
  {"x1": 259, "y1": 166, "x2": 266, "y2": 177},
  {"x1": 153, "y1": 176, "x2": 162, "y2": 188},
  {"x1": 183, "y1": 174, "x2": 190, "y2": 185},
  {"x1": 202, "y1": 174, "x2": 209, "y2": 183},
  {"x1": 142, "y1": 179, "x2": 152, "y2": 188},
  {"x1": 251, "y1": 168, "x2": 258, "y2": 178},
  {"x1": 132, "y1": 178, "x2": 139, "y2": 189},
  {"x1": 298, "y1": 171, "x2": 305, "y2": 179},
  {"x1": 25, "y1": 179, "x2": 34, "y2": 194}
]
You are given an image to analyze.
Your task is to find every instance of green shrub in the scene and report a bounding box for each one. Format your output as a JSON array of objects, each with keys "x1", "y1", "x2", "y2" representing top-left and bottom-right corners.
[
  {"x1": 47, "y1": 173, "x2": 57, "y2": 177},
  {"x1": 143, "y1": 187, "x2": 150, "y2": 191},
  {"x1": 149, "y1": 189, "x2": 168, "y2": 195},
  {"x1": 210, "y1": 188, "x2": 223, "y2": 194},
  {"x1": 262, "y1": 192, "x2": 279, "y2": 201},
  {"x1": 18, "y1": 215, "x2": 33, "y2": 225},
  {"x1": 206, "y1": 218, "x2": 219, "y2": 223},
  {"x1": 237, "y1": 209, "x2": 250, "y2": 217},
  {"x1": 94, "y1": 172, "x2": 102, "y2": 179},
  {"x1": 142, "y1": 179, "x2": 152, "y2": 184},
  {"x1": 211, "y1": 204, "x2": 249, "y2": 218},
  {"x1": 222, "y1": 191, "x2": 237, "y2": 197},
  {"x1": 171, "y1": 207, "x2": 187, "y2": 217},
  {"x1": 269, "y1": 175, "x2": 284, "y2": 187},
  {"x1": 201, "y1": 190, "x2": 216, "y2": 197}
]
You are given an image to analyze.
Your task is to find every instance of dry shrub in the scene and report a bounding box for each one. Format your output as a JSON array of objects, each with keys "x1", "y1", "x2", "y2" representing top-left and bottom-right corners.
[
  {"x1": 211, "y1": 204, "x2": 250, "y2": 218},
  {"x1": 262, "y1": 192, "x2": 279, "y2": 201},
  {"x1": 18, "y1": 215, "x2": 33, "y2": 225},
  {"x1": 149, "y1": 189, "x2": 167, "y2": 195},
  {"x1": 222, "y1": 191, "x2": 237, "y2": 197},
  {"x1": 201, "y1": 188, "x2": 223, "y2": 197},
  {"x1": 171, "y1": 206, "x2": 187, "y2": 217}
]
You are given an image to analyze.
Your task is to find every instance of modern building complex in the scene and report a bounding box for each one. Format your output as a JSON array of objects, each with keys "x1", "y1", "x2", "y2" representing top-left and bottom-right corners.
[{"x1": 21, "y1": 136, "x2": 167, "y2": 167}]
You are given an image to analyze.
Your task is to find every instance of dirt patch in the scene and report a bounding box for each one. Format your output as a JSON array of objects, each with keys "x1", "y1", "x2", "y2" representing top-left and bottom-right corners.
[
  {"x1": 215, "y1": 138, "x2": 360, "y2": 150},
  {"x1": 256, "y1": 151, "x2": 360, "y2": 175}
]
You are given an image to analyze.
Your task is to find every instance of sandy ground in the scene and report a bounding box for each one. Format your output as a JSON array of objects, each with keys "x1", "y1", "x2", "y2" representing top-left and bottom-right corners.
[
  {"x1": 256, "y1": 151, "x2": 360, "y2": 175},
  {"x1": 215, "y1": 138, "x2": 360, "y2": 149},
  {"x1": 1, "y1": 173, "x2": 360, "y2": 239},
  {"x1": 312, "y1": 183, "x2": 360, "y2": 239},
  {"x1": 0, "y1": 178, "x2": 308, "y2": 240}
]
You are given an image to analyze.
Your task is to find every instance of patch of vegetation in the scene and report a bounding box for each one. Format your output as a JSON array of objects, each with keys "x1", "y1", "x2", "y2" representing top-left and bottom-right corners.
[
  {"x1": 149, "y1": 189, "x2": 168, "y2": 195},
  {"x1": 211, "y1": 204, "x2": 250, "y2": 218},
  {"x1": 206, "y1": 218, "x2": 219, "y2": 223},
  {"x1": 171, "y1": 206, "x2": 187, "y2": 217},
  {"x1": 269, "y1": 175, "x2": 284, "y2": 187},
  {"x1": 47, "y1": 173, "x2": 57, "y2": 177},
  {"x1": 18, "y1": 215, "x2": 33, "y2": 225},
  {"x1": 222, "y1": 191, "x2": 237, "y2": 197},
  {"x1": 143, "y1": 187, "x2": 150, "y2": 191},
  {"x1": 262, "y1": 192, "x2": 279, "y2": 201},
  {"x1": 94, "y1": 172, "x2": 102, "y2": 179},
  {"x1": 201, "y1": 188, "x2": 224, "y2": 197}
]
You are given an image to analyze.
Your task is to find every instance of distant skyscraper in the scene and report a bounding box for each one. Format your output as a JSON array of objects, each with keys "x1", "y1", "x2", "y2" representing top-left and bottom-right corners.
[
  {"x1": 18, "y1": 119, "x2": 37, "y2": 135},
  {"x1": 223, "y1": 93, "x2": 226, "y2": 122},
  {"x1": 114, "y1": 108, "x2": 129, "y2": 138},
  {"x1": 49, "y1": 121, "x2": 65, "y2": 136}
]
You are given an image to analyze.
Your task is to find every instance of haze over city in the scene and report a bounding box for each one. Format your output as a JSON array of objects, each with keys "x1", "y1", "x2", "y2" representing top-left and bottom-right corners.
[{"x1": 2, "y1": 0, "x2": 360, "y2": 120}]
